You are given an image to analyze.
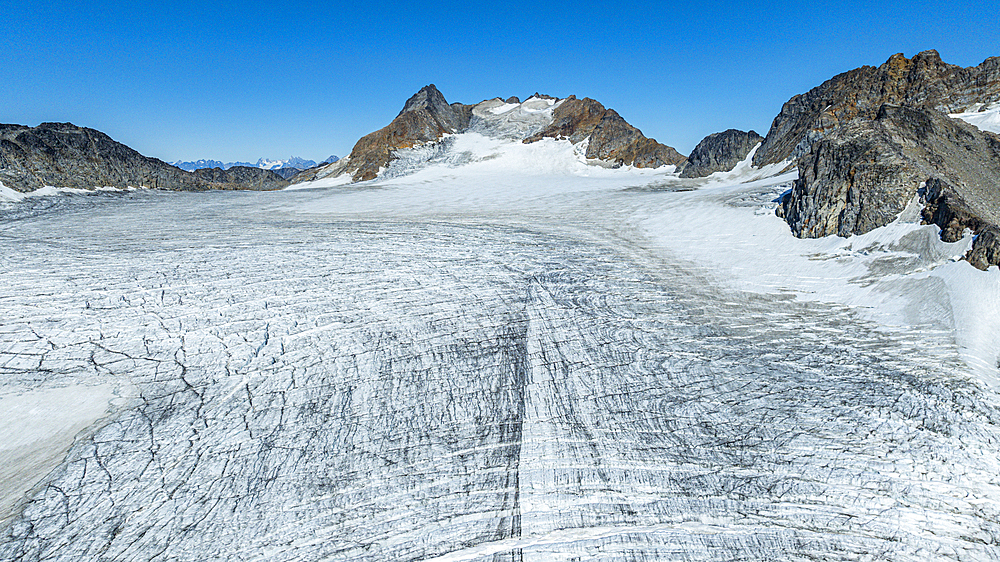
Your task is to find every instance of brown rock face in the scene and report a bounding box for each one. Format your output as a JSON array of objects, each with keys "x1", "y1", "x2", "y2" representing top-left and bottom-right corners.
[
  {"x1": 344, "y1": 84, "x2": 471, "y2": 181},
  {"x1": 0, "y1": 122, "x2": 288, "y2": 192},
  {"x1": 524, "y1": 96, "x2": 686, "y2": 168},
  {"x1": 778, "y1": 104, "x2": 1000, "y2": 269},
  {"x1": 755, "y1": 50, "x2": 1000, "y2": 167}
]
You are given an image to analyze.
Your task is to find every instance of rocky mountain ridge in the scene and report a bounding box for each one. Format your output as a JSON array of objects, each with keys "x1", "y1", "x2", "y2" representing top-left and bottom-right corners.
[
  {"x1": 754, "y1": 50, "x2": 1000, "y2": 168},
  {"x1": 524, "y1": 96, "x2": 687, "y2": 169},
  {"x1": 301, "y1": 85, "x2": 687, "y2": 183},
  {"x1": 0, "y1": 123, "x2": 288, "y2": 193},
  {"x1": 772, "y1": 51, "x2": 1000, "y2": 269}
]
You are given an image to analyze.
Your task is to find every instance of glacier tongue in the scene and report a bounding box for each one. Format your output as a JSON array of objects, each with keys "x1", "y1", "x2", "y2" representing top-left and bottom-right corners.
[{"x1": 1, "y1": 182, "x2": 999, "y2": 561}]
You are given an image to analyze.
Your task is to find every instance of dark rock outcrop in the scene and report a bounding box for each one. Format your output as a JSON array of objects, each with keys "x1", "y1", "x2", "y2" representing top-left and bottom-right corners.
[
  {"x1": 679, "y1": 129, "x2": 763, "y2": 178},
  {"x1": 966, "y1": 227, "x2": 1000, "y2": 270},
  {"x1": 755, "y1": 50, "x2": 1000, "y2": 167},
  {"x1": 777, "y1": 104, "x2": 1000, "y2": 269},
  {"x1": 0, "y1": 122, "x2": 288, "y2": 192},
  {"x1": 523, "y1": 96, "x2": 686, "y2": 168}
]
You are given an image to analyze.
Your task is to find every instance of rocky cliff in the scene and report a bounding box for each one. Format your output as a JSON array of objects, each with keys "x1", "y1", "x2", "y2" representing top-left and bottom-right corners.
[
  {"x1": 0, "y1": 123, "x2": 288, "y2": 193},
  {"x1": 679, "y1": 129, "x2": 763, "y2": 178},
  {"x1": 523, "y1": 96, "x2": 687, "y2": 168},
  {"x1": 777, "y1": 104, "x2": 1000, "y2": 269},
  {"x1": 302, "y1": 87, "x2": 686, "y2": 183},
  {"x1": 754, "y1": 50, "x2": 1000, "y2": 168}
]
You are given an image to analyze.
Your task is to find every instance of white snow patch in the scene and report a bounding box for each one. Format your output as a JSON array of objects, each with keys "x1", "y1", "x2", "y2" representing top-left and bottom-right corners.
[
  {"x1": 488, "y1": 102, "x2": 520, "y2": 115},
  {"x1": 933, "y1": 262, "x2": 1000, "y2": 379},
  {"x1": 950, "y1": 104, "x2": 1000, "y2": 134},
  {"x1": 290, "y1": 133, "x2": 670, "y2": 215},
  {"x1": 283, "y1": 172, "x2": 354, "y2": 191},
  {"x1": 694, "y1": 143, "x2": 792, "y2": 185},
  {"x1": 0, "y1": 184, "x2": 133, "y2": 200}
]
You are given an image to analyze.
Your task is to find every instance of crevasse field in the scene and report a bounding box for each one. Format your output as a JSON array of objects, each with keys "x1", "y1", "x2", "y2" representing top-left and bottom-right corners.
[{"x1": 2, "y1": 112, "x2": 1000, "y2": 561}]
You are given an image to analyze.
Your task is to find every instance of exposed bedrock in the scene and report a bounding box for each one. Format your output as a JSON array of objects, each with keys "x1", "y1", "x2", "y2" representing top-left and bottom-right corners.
[
  {"x1": 678, "y1": 129, "x2": 763, "y2": 178},
  {"x1": 524, "y1": 96, "x2": 687, "y2": 169},
  {"x1": 754, "y1": 50, "x2": 1000, "y2": 168},
  {"x1": 303, "y1": 88, "x2": 688, "y2": 183},
  {"x1": 777, "y1": 104, "x2": 1000, "y2": 269},
  {"x1": 335, "y1": 85, "x2": 473, "y2": 182},
  {"x1": 0, "y1": 123, "x2": 288, "y2": 193}
]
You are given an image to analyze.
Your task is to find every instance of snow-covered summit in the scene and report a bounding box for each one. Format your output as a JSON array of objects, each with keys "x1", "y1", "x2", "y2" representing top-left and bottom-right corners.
[{"x1": 172, "y1": 156, "x2": 330, "y2": 172}]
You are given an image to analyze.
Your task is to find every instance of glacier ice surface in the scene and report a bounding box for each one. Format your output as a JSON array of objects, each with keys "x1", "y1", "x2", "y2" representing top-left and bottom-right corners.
[{"x1": 1, "y1": 161, "x2": 999, "y2": 561}]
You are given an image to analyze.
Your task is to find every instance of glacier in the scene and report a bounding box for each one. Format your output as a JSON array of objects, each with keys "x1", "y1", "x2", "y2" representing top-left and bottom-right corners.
[{"x1": 2, "y1": 133, "x2": 1000, "y2": 561}]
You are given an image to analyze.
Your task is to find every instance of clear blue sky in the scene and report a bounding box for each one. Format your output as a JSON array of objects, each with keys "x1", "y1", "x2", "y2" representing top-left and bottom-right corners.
[{"x1": 1, "y1": 1, "x2": 996, "y2": 163}]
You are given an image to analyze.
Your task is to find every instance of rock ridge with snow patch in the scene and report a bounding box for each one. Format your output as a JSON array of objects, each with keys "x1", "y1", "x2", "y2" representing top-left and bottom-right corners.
[
  {"x1": 778, "y1": 103, "x2": 1000, "y2": 269},
  {"x1": 754, "y1": 50, "x2": 1000, "y2": 168},
  {"x1": 679, "y1": 129, "x2": 763, "y2": 178},
  {"x1": 296, "y1": 86, "x2": 687, "y2": 184}
]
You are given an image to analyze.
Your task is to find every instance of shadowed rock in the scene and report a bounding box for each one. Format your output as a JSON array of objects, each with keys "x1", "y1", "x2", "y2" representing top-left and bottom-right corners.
[
  {"x1": 339, "y1": 85, "x2": 473, "y2": 182},
  {"x1": 679, "y1": 129, "x2": 763, "y2": 178},
  {"x1": 269, "y1": 167, "x2": 305, "y2": 180},
  {"x1": 755, "y1": 50, "x2": 1000, "y2": 168},
  {"x1": 190, "y1": 166, "x2": 292, "y2": 190},
  {"x1": 777, "y1": 104, "x2": 1000, "y2": 269},
  {"x1": 0, "y1": 123, "x2": 288, "y2": 192}
]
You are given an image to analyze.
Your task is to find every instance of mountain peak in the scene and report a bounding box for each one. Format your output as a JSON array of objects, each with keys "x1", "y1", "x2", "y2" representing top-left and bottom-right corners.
[
  {"x1": 914, "y1": 49, "x2": 943, "y2": 63},
  {"x1": 399, "y1": 84, "x2": 452, "y2": 117}
]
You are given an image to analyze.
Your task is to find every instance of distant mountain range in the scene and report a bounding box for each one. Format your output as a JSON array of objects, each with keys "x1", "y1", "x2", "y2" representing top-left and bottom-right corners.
[{"x1": 170, "y1": 156, "x2": 339, "y2": 173}]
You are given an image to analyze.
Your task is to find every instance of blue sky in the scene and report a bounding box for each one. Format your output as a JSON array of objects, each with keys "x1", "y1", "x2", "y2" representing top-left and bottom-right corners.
[{"x1": 1, "y1": 1, "x2": 996, "y2": 163}]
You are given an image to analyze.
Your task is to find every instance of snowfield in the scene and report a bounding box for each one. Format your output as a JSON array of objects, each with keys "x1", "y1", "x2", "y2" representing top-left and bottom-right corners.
[
  {"x1": 1, "y1": 134, "x2": 999, "y2": 561},
  {"x1": 951, "y1": 103, "x2": 1000, "y2": 135}
]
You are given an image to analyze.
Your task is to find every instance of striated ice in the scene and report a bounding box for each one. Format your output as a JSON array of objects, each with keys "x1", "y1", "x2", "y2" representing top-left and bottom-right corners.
[{"x1": 1, "y1": 167, "x2": 999, "y2": 561}]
